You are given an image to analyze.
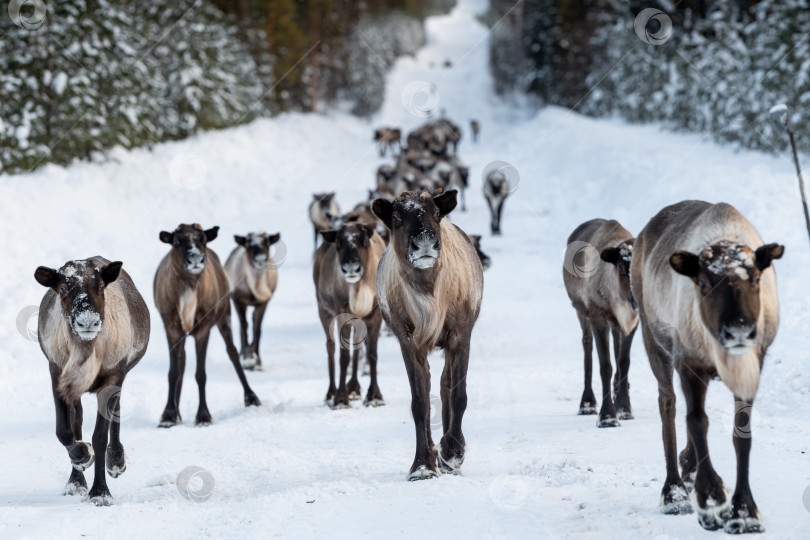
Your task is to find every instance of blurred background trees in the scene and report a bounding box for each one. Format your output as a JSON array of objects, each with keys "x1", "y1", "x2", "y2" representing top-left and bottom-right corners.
[
  {"x1": 488, "y1": 0, "x2": 810, "y2": 152},
  {"x1": 0, "y1": 0, "x2": 448, "y2": 173},
  {"x1": 3, "y1": 0, "x2": 809, "y2": 174}
]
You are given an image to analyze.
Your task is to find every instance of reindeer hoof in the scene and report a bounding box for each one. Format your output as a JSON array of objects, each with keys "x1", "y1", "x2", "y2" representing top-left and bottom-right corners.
[
  {"x1": 240, "y1": 352, "x2": 258, "y2": 369},
  {"x1": 106, "y1": 448, "x2": 127, "y2": 478},
  {"x1": 578, "y1": 406, "x2": 597, "y2": 415},
  {"x1": 617, "y1": 409, "x2": 634, "y2": 420},
  {"x1": 106, "y1": 463, "x2": 126, "y2": 478},
  {"x1": 408, "y1": 465, "x2": 440, "y2": 481},
  {"x1": 437, "y1": 453, "x2": 463, "y2": 475},
  {"x1": 250, "y1": 361, "x2": 265, "y2": 372},
  {"x1": 88, "y1": 493, "x2": 114, "y2": 506},
  {"x1": 330, "y1": 401, "x2": 351, "y2": 410},
  {"x1": 660, "y1": 484, "x2": 693, "y2": 515},
  {"x1": 71, "y1": 443, "x2": 95, "y2": 471},
  {"x1": 597, "y1": 417, "x2": 620, "y2": 428},
  {"x1": 363, "y1": 398, "x2": 386, "y2": 407},
  {"x1": 244, "y1": 393, "x2": 262, "y2": 407},
  {"x1": 693, "y1": 489, "x2": 732, "y2": 531},
  {"x1": 158, "y1": 410, "x2": 182, "y2": 428},
  {"x1": 725, "y1": 516, "x2": 763, "y2": 534},
  {"x1": 65, "y1": 479, "x2": 88, "y2": 496}
]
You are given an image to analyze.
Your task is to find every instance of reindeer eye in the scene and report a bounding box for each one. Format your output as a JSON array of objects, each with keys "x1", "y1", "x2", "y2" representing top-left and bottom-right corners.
[
  {"x1": 755, "y1": 277, "x2": 761, "y2": 285},
  {"x1": 434, "y1": 208, "x2": 440, "y2": 219},
  {"x1": 392, "y1": 212, "x2": 402, "y2": 226},
  {"x1": 59, "y1": 285, "x2": 68, "y2": 295}
]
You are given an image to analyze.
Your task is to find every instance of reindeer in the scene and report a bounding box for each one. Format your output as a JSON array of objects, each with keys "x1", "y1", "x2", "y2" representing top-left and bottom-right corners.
[
  {"x1": 374, "y1": 127, "x2": 402, "y2": 157},
  {"x1": 484, "y1": 169, "x2": 510, "y2": 235},
  {"x1": 313, "y1": 221, "x2": 386, "y2": 408},
  {"x1": 377, "y1": 164, "x2": 410, "y2": 199},
  {"x1": 435, "y1": 118, "x2": 461, "y2": 153},
  {"x1": 372, "y1": 189, "x2": 484, "y2": 480},
  {"x1": 155, "y1": 224, "x2": 261, "y2": 427},
  {"x1": 224, "y1": 231, "x2": 281, "y2": 371},
  {"x1": 563, "y1": 219, "x2": 637, "y2": 427},
  {"x1": 470, "y1": 120, "x2": 480, "y2": 143},
  {"x1": 309, "y1": 193, "x2": 340, "y2": 250},
  {"x1": 430, "y1": 157, "x2": 469, "y2": 211},
  {"x1": 347, "y1": 197, "x2": 390, "y2": 245},
  {"x1": 468, "y1": 235, "x2": 491, "y2": 270},
  {"x1": 35, "y1": 257, "x2": 150, "y2": 505},
  {"x1": 631, "y1": 201, "x2": 783, "y2": 533}
]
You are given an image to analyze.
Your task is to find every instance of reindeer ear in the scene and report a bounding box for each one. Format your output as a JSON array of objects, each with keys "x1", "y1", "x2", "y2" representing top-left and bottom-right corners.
[
  {"x1": 670, "y1": 252, "x2": 701, "y2": 281},
  {"x1": 234, "y1": 235, "x2": 247, "y2": 246},
  {"x1": 601, "y1": 247, "x2": 621, "y2": 265},
  {"x1": 204, "y1": 226, "x2": 219, "y2": 242},
  {"x1": 320, "y1": 230, "x2": 338, "y2": 243},
  {"x1": 267, "y1": 233, "x2": 281, "y2": 245},
  {"x1": 101, "y1": 261, "x2": 123, "y2": 285},
  {"x1": 434, "y1": 189, "x2": 458, "y2": 218},
  {"x1": 755, "y1": 243, "x2": 784, "y2": 270},
  {"x1": 362, "y1": 224, "x2": 376, "y2": 245},
  {"x1": 35, "y1": 266, "x2": 58, "y2": 288},
  {"x1": 159, "y1": 231, "x2": 173, "y2": 244},
  {"x1": 372, "y1": 199, "x2": 394, "y2": 229}
]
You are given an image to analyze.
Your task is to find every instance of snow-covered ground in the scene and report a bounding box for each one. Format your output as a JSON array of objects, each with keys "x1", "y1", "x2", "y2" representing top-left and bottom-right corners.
[{"x1": 2, "y1": 0, "x2": 810, "y2": 538}]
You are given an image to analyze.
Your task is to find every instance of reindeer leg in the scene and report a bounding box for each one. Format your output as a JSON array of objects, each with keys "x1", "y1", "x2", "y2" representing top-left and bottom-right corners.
[
  {"x1": 614, "y1": 326, "x2": 635, "y2": 420},
  {"x1": 194, "y1": 328, "x2": 213, "y2": 425},
  {"x1": 332, "y1": 341, "x2": 351, "y2": 409},
  {"x1": 105, "y1": 379, "x2": 127, "y2": 478},
  {"x1": 217, "y1": 316, "x2": 261, "y2": 407},
  {"x1": 726, "y1": 397, "x2": 762, "y2": 533},
  {"x1": 233, "y1": 298, "x2": 252, "y2": 368},
  {"x1": 440, "y1": 361, "x2": 452, "y2": 435},
  {"x1": 159, "y1": 327, "x2": 186, "y2": 427},
  {"x1": 51, "y1": 369, "x2": 94, "y2": 475},
  {"x1": 250, "y1": 301, "x2": 268, "y2": 371},
  {"x1": 319, "y1": 306, "x2": 337, "y2": 404},
  {"x1": 87, "y1": 409, "x2": 112, "y2": 505},
  {"x1": 438, "y1": 337, "x2": 470, "y2": 474},
  {"x1": 680, "y1": 366, "x2": 730, "y2": 530},
  {"x1": 643, "y1": 323, "x2": 692, "y2": 514},
  {"x1": 402, "y1": 342, "x2": 437, "y2": 480},
  {"x1": 347, "y1": 344, "x2": 362, "y2": 401},
  {"x1": 65, "y1": 400, "x2": 88, "y2": 495},
  {"x1": 364, "y1": 314, "x2": 384, "y2": 406},
  {"x1": 592, "y1": 322, "x2": 618, "y2": 427},
  {"x1": 577, "y1": 312, "x2": 597, "y2": 415}
]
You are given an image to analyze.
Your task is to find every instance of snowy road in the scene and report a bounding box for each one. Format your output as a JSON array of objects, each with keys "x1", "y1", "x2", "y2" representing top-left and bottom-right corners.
[{"x1": 1, "y1": 0, "x2": 809, "y2": 538}]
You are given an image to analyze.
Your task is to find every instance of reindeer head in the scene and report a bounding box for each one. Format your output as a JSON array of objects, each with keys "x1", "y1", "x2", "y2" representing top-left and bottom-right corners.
[
  {"x1": 235, "y1": 232, "x2": 281, "y2": 271},
  {"x1": 159, "y1": 223, "x2": 219, "y2": 275},
  {"x1": 373, "y1": 189, "x2": 457, "y2": 270},
  {"x1": 601, "y1": 239, "x2": 636, "y2": 310},
  {"x1": 485, "y1": 170, "x2": 508, "y2": 199},
  {"x1": 313, "y1": 193, "x2": 336, "y2": 211},
  {"x1": 321, "y1": 222, "x2": 377, "y2": 284},
  {"x1": 671, "y1": 242, "x2": 784, "y2": 355},
  {"x1": 35, "y1": 259, "x2": 122, "y2": 341}
]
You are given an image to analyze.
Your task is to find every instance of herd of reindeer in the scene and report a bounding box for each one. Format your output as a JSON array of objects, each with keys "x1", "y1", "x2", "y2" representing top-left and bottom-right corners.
[{"x1": 31, "y1": 116, "x2": 782, "y2": 534}]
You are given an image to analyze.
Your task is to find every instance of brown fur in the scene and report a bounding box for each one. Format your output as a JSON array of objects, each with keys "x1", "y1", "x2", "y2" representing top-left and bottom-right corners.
[
  {"x1": 563, "y1": 219, "x2": 637, "y2": 426},
  {"x1": 154, "y1": 223, "x2": 260, "y2": 428},
  {"x1": 631, "y1": 200, "x2": 783, "y2": 530},
  {"x1": 313, "y1": 222, "x2": 386, "y2": 407},
  {"x1": 373, "y1": 189, "x2": 483, "y2": 479},
  {"x1": 36, "y1": 256, "x2": 150, "y2": 503},
  {"x1": 309, "y1": 193, "x2": 340, "y2": 249}
]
